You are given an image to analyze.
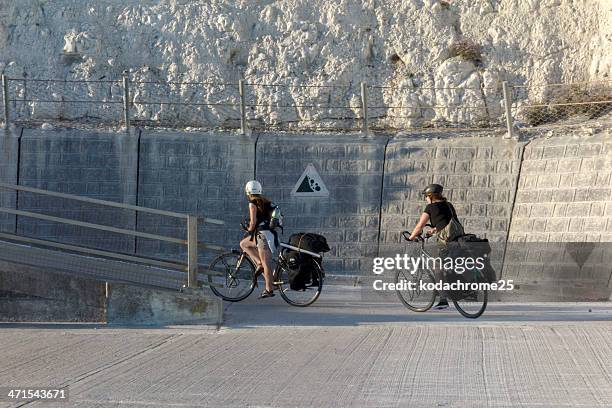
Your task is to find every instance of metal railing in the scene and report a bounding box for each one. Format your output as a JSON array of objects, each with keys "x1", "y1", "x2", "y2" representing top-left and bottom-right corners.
[
  {"x1": 1, "y1": 74, "x2": 610, "y2": 137},
  {"x1": 0, "y1": 182, "x2": 224, "y2": 289}
]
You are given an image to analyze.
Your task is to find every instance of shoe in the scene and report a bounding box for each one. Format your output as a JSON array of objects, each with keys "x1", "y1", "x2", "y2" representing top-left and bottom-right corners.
[
  {"x1": 434, "y1": 299, "x2": 449, "y2": 310},
  {"x1": 259, "y1": 290, "x2": 275, "y2": 299}
]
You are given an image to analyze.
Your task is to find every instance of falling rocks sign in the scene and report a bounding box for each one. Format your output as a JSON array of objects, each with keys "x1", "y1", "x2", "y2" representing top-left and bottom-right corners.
[{"x1": 291, "y1": 163, "x2": 329, "y2": 198}]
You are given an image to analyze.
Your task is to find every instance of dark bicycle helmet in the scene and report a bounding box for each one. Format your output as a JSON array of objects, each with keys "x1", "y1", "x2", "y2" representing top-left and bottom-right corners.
[{"x1": 422, "y1": 183, "x2": 443, "y2": 195}]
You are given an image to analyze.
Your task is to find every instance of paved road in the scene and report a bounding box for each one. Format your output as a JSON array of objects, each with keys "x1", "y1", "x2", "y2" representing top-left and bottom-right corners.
[{"x1": 1, "y1": 286, "x2": 611, "y2": 407}]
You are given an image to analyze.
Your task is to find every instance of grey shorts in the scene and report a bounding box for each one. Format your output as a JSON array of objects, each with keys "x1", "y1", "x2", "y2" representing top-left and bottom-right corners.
[{"x1": 256, "y1": 232, "x2": 271, "y2": 250}]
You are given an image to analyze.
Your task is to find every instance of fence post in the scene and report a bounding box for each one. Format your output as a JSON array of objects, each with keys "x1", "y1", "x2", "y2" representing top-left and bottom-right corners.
[
  {"x1": 2, "y1": 75, "x2": 8, "y2": 128},
  {"x1": 239, "y1": 79, "x2": 247, "y2": 135},
  {"x1": 502, "y1": 81, "x2": 514, "y2": 139},
  {"x1": 122, "y1": 74, "x2": 130, "y2": 132},
  {"x1": 186, "y1": 215, "x2": 198, "y2": 288},
  {"x1": 360, "y1": 81, "x2": 369, "y2": 137}
]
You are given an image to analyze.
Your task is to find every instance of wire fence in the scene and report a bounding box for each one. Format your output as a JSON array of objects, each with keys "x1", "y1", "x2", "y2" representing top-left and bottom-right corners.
[
  {"x1": 1, "y1": 75, "x2": 610, "y2": 135},
  {"x1": 510, "y1": 80, "x2": 612, "y2": 133},
  {"x1": 4, "y1": 78, "x2": 124, "y2": 127}
]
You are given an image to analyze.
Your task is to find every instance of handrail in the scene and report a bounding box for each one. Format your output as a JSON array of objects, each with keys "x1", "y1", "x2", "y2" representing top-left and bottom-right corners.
[
  {"x1": 0, "y1": 207, "x2": 187, "y2": 244},
  {"x1": 0, "y1": 182, "x2": 190, "y2": 219},
  {"x1": 0, "y1": 233, "x2": 224, "y2": 288},
  {"x1": 0, "y1": 183, "x2": 226, "y2": 288},
  {"x1": 198, "y1": 242, "x2": 227, "y2": 252},
  {"x1": 0, "y1": 232, "x2": 186, "y2": 270},
  {"x1": 0, "y1": 182, "x2": 225, "y2": 226},
  {"x1": 200, "y1": 217, "x2": 225, "y2": 225}
]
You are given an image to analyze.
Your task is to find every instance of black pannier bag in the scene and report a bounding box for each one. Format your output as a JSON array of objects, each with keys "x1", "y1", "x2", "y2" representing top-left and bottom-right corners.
[
  {"x1": 283, "y1": 233, "x2": 329, "y2": 290},
  {"x1": 288, "y1": 233, "x2": 330, "y2": 254},
  {"x1": 444, "y1": 234, "x2": 496, "y2": 300},
  {"x1": 455, "y1": 234, "x2": 496, "y2": 282},
  {"x1": 444, "y1": 268, "x2": 475, "y2": 301},
  {"x1": 283, "y1": 249, "x2": 316, "y2": 291}
]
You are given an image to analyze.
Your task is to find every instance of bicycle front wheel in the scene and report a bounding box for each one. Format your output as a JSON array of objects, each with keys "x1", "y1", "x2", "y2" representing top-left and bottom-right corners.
[
  {"x1": 395, "y1": 267, "x2": 437, "y2": 312},
  {"x1": 209, "y1": 251, "x2": 256, "y2": 302},
  {"x1": 451, "y1": 270, "x2": 488, "y2": 319},
  {"x1": 276, "y1": 261, "x2": 323, "y2": 307}
]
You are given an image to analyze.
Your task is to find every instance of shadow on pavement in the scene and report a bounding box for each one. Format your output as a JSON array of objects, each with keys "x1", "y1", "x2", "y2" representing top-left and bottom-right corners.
[{"x1": 222, "y1": 292, "x2": 612, "y2": 328}]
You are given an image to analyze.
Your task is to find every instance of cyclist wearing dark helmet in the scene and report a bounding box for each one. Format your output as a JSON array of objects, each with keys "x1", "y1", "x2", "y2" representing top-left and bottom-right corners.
[{"x1": 406, "y1": 183, "x2": 464, "y2": 309}]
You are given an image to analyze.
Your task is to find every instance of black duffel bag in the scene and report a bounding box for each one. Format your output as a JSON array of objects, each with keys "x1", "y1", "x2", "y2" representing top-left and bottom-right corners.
[
  {"x1": 288, "y1": 233, "x2": 330, "y2": 253},
  {"x1": 455, "y1": 234, "x2": 491, "y2": 256}
]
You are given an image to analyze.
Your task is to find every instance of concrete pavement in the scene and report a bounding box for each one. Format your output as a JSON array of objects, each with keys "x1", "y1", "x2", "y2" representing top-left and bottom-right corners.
[{"x1": 0, "y1": 285, "x2": 611, "y2": 407}]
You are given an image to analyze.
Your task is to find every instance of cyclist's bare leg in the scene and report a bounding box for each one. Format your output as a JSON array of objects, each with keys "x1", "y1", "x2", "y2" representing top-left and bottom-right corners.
[
  {"x1": 257, "y1": 245, "x2": 274, "y2": 292},
  {"x1": 240, "y1": 236, "x2": 261, "y2": 268}
]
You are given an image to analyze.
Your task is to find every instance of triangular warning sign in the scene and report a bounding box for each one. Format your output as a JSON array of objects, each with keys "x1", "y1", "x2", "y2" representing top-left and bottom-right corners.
[{"x1": 291, "y1": 163, "x2": 329, "y2": 197}]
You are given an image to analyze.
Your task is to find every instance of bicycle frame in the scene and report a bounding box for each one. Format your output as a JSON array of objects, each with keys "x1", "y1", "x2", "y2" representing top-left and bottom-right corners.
[
  {"x1": 232, "y1": 245, "x2": 323, "y2": 286},
  {"x1": 224, "y1": 251, "x2": 247, "y2": 289}
]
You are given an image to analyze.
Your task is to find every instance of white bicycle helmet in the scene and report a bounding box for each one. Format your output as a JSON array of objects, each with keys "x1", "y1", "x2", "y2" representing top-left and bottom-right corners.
[{"x1": 245, "y1": 180, "x2": 263, "y2": 195}]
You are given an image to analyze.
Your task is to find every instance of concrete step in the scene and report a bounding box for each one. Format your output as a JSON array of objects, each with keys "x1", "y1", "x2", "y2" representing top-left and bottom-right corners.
[{"x1": 106, "y1": 284, "x2": 222, "y2": 326}]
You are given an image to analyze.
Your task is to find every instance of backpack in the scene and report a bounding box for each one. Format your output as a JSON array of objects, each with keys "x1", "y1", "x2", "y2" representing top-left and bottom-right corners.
[
  {"x1": 437, "y1": 202, "x2": 465, "y2": 243},
  {"x1": 288, "y1": 233, "x2": 330, "y2": 253},
  {"x1": 269, "y1": 204, "x2": 283, "y2": 231}
]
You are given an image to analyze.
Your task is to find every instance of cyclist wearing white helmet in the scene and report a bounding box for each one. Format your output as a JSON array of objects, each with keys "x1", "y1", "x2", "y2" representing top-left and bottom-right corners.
[
  {"x1": 240, "y1": 180, "x2": 276, "y2": 298},
  {"x1": 407, "y1": 183, "x2": 465, "y2": 309}
]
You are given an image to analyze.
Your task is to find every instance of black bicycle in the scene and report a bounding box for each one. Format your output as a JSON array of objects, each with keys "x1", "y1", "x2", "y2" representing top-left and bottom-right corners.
[
  {"x1": 208, "y1": 224, "x2": 324, "y2": 307},
  {"x1": 396, "y1": 230, "x2": 488, "y2": 319}
]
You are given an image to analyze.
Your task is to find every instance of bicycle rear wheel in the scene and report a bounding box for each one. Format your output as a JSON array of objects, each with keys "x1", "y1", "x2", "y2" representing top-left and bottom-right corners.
[
  {"x1": 276, "y1": 260, "x2": 323, "y2": 307},
  {"x1": 395, "y1": 267, "x2": 437, "y2": 312},
  {"x1": 451, "y1": 270, "x2": 488, "y2": 319},
  {"x1": 209, "y1": 251, "x2": 256, "y2": 302}
]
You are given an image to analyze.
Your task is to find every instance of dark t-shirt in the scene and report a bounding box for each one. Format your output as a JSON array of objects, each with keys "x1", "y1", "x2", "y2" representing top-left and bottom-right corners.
[
  {"x1": 249, "y1": 198, "x2": 272, "y2": 224},
  {"x1": 424, "y1": 201, "x2": 458, "y2": 230}
]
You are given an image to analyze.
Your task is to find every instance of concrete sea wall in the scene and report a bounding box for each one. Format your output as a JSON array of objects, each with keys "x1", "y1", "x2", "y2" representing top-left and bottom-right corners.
[{"x1": 0, "y1": 126, "x2": 611, "y2": 301}]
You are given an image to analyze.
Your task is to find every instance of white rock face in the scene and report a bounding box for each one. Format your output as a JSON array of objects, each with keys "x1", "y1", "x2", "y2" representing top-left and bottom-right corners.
[{"x1": 0, "y1": 0, "x2": 609, "y2": 127}]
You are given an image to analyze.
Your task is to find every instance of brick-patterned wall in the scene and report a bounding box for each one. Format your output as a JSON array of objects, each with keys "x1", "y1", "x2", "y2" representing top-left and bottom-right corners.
[
  {"x1": 1, "y1": 127, "x2": 610, "y2": 300},
  {"x1": 510, "y1": 134, "x2": 612, "y2": 242},
  {"x1": 0, "y1": 129, "x2": 20, "y2": 233},
  {"x1": 136, "y1": 131, "x2": 254, "y2": 264},
  {"x1": 379, "y1": 136, "x2": 522, "y2": 261},
  {"x1": 505, "y1": 133, "x2": 612, "y2": 300},
  {"x1": 16, "y1": 128, "x2": 138, "y2": 252},
  {"x1": 256, "y1": 133, "x2": 387, "y2": 275}
]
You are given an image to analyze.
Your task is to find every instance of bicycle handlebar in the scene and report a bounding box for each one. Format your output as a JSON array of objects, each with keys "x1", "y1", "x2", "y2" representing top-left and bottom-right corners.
[
  {"x1": 402, "y1": 226, "x2": 434, "y2": 244},
  {"x1": 401, "y1": 231, "x2": 415, "y2": 241}
]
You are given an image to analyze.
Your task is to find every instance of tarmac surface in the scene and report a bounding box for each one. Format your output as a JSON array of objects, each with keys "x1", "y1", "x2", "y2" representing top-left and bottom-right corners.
[{"x1": 1, "y1": 285, "x2": 611, "y2": 407}]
